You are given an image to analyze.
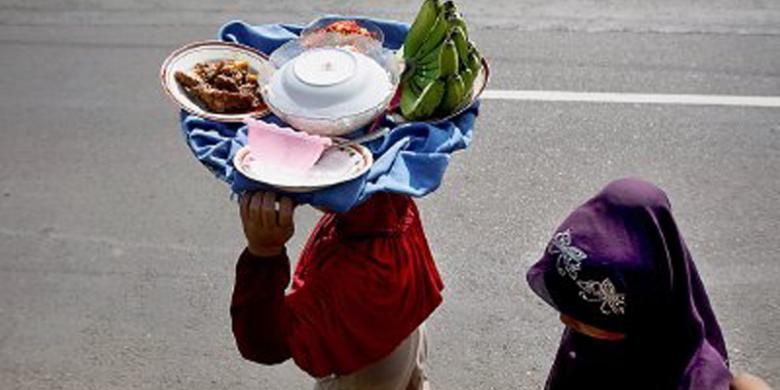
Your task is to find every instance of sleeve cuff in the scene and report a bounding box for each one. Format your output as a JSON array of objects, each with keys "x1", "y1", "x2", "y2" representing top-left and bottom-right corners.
[{"x1": 237, "y1": 247, "x2": 289, "y2": 269}]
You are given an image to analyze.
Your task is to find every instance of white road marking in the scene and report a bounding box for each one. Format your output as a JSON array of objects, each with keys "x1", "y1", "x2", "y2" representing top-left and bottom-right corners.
[{"x1": 481, "y1": 90, "x2": 780, "y2": 108}]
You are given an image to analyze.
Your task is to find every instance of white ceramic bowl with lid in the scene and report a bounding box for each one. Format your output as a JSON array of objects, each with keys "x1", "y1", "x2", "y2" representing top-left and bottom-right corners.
[
  {"x1": 261, "y1": 44, "x2": 400, "y2": 136},
  {"x1": 273, "y1": 47, "x2": 392, "y2": 113}
]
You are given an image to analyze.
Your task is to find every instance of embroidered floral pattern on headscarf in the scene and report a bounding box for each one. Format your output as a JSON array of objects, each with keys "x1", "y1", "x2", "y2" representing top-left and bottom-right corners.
[
  {"x1": 547, "y1": 229, "x2": 626, "y2": 316},
  {"x1": 547, "y1": 229, "x2": 586, "y2": 280},
  {"x1": 577, "y1": 278, "x2": 626, "y2": 316}
]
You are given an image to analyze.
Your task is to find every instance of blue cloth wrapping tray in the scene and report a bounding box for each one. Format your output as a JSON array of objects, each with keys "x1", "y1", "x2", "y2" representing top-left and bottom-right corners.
[{"x1": 178, "y1": 17, "x2": 480, "y2": 212}]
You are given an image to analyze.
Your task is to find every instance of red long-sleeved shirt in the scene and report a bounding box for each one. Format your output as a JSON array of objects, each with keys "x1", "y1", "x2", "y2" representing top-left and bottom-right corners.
[{"x1": 230, "y1": 193, "x2": 444, "y2": 378}]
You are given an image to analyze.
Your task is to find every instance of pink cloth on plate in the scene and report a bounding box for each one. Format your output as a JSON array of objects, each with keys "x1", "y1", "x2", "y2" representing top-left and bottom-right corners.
[{"x1": 245, "y1": 118, "x2": 333, "y2": 173}]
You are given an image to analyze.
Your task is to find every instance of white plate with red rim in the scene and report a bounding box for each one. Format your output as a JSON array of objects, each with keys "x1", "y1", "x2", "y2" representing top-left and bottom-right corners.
[
  {"x1": 232, "y1": 143, "x2": 373, "y2": 193},
  {"x1": 160, "y1": 40, "x2": 275, "y2": 123}
]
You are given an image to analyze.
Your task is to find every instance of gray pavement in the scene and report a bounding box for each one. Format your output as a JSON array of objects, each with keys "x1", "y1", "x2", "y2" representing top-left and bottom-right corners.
[{"x1": 0, "y1": 1, "x2": 778, "y2": 389}]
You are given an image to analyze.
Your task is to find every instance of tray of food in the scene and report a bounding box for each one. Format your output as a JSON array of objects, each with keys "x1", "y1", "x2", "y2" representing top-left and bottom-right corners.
[{"x1": 164, "y1": 0, "x2": 487, "y2": 200}]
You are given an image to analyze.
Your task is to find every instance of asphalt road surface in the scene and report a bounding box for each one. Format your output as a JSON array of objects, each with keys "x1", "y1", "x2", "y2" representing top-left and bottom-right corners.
[{"x1": 1, "y1": 1, "x2": 778, "y2": 389}]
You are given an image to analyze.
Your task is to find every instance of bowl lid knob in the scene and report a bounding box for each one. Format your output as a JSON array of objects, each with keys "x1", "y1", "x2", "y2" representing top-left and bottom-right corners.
[{"x1": 293, "y1": 48, "x2": 357, "y2": 87}]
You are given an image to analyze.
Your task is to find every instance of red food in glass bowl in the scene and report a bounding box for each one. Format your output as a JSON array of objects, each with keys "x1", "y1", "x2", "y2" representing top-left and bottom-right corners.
[
  {"x1": 319, "y1": 20, "x2": 377, "y2": 39},
  {"x1": 298, "y1": 19, "x2": 384, "y2": 54}
]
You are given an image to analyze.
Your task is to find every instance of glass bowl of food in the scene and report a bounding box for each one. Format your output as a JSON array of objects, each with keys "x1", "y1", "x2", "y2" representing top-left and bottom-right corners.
[{"x1": 301, "y1": 18, "x2": 384, "y2": 51}]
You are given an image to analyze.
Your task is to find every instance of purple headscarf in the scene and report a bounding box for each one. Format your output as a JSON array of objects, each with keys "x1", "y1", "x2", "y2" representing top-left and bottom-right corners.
[{"x1": 527, "y1": 178, "x2": 731, "y2": 390}]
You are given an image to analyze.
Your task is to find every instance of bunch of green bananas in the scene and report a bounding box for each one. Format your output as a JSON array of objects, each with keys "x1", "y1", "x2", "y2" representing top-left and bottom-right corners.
[{"x1": 399, "y1": 0, "x2": 482, "y2": 121}]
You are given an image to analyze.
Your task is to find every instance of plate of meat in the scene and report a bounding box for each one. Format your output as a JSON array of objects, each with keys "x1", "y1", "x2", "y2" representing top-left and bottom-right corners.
[{"x1": 160, "y1": 41, "x2": 275, "y2": 122}]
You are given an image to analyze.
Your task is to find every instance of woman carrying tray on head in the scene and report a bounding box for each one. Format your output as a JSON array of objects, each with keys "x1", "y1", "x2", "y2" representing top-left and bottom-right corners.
[
  {"x1": 169, "y1": 8, "x2": 484, "y2": 388},
  {"x1": 231, "y1": 190, "x2": 442, "y2": 389}
]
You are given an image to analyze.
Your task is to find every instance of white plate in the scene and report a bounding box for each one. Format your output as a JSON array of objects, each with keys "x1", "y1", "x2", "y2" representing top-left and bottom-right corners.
[
  {"x1": 233, "y1": 143, "x2": 373, "y2": 193},
  {"x1": 160, "y1": 41, "x2": 275, "y2": 123}
]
